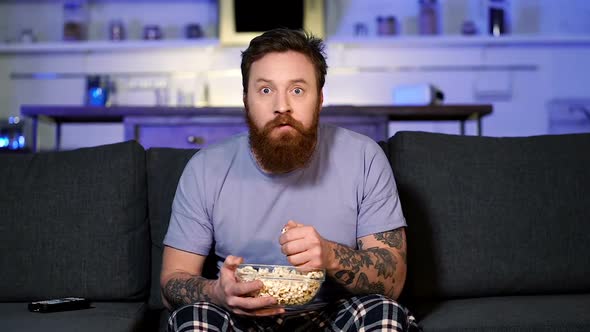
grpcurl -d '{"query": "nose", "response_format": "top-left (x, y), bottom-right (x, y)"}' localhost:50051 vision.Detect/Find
top-left (273, 91), bottom-right (291, 115)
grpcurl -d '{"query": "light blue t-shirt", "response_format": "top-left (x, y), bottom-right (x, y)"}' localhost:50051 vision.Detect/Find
top-left (164, 124), bottom-right (406, 270)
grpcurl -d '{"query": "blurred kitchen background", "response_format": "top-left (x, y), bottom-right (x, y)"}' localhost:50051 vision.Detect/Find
top-left (1, 0), bottom-right (589, 151)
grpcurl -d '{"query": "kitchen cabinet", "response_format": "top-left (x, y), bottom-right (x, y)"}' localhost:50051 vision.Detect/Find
top-left (21, 105), bottom-right (492, 151)
top-left (124, 114), bottom-right (389, 149)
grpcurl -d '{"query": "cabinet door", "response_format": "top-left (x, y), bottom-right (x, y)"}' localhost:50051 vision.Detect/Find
top-left (126, 116), bottom-right (248, 149)
top-left (126, 114), bottom-right (388, 149)
top-left (321, 115), bottom-right (388, 142)
top-left (137, 123), bottom-right (248, 149)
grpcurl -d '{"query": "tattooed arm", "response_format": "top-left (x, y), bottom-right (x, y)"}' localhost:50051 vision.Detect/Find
top-left (280, 222), bottom-right (407, 300)
top-left (160, 246), bottom-right (215, 310)
top-left (330, 228), bottom-right (407, 300)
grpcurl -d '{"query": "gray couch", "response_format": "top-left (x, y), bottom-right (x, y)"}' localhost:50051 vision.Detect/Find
top-left (1, 131), bottom-right (589, 331)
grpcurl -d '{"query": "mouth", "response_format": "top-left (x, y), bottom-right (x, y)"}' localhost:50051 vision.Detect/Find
top-left (269, 124), bottom-right (297, 137)
top-left (275, 123), bottom-right (293, 129)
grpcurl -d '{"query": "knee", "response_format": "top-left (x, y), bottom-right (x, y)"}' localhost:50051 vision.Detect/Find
top-left (356, 294), bottom-right (410, 322)
top-left (167, 302), bottom-right (229, 331)
top-left (361, 294), bottom-right (401, 308)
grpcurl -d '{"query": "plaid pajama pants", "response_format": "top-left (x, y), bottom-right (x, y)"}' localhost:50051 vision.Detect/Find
top-left (167, 294), bottom-right (422, 332)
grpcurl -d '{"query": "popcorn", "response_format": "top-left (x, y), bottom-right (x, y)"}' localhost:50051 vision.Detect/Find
top-left (236, 265), bottom-right (324, 305)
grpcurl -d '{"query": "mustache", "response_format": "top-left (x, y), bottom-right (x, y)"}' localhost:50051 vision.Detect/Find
top-left (262, 114), bottom-right (306, 134)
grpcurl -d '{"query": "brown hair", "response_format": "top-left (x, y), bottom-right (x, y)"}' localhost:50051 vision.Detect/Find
top-left (241, 28), bottom-right (327, 94)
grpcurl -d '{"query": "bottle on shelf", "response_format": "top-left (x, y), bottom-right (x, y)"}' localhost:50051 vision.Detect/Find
top-left (488, 0), bottom-right (510, 36)
top-left (62, 0), bottom-right (89, 41)
top-left (108, 20), bottom-right (126, 41)
top-left (418, 0), bottom-right (440, 35)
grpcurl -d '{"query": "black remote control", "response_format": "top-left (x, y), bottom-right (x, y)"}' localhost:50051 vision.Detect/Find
top-left (28, 297), bottom-right (91, 313)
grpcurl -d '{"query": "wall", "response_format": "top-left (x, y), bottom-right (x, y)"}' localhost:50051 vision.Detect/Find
top-left (1, 0), bottom-right (590, 150)
top-left (328, 0), bottom-right (590, 36)
top-left (3, 0), bottom-right (590, 42)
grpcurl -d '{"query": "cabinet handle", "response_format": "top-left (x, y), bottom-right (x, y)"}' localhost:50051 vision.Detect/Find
top-left (187, 135), bottom-right (206, 145)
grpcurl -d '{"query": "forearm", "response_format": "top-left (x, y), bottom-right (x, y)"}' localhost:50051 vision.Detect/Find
top-left (326, 241), bottom-right (405, 299)
top-left (162, 272), bottom-right (218, 310)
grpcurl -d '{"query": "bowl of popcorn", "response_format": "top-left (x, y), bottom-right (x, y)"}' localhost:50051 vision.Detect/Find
top-left (235, 264), bottom-right (325, 306)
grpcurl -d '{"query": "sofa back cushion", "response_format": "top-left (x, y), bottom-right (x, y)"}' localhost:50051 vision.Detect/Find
top-left (0, 141), bottom-right (150, 301)
top-left (383, 132), bottom-right (590, 300)
top-left (146, 148), bottom-right (204, 310)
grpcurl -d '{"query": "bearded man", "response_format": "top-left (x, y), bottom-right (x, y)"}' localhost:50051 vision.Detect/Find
top-left (160, 28), bottom-right (421, 332)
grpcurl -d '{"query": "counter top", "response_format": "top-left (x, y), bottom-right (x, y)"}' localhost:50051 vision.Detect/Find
top-left (21, 104), bottom-right (492, 123)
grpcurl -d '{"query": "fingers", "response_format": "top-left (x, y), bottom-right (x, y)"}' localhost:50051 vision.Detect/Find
top-left (226, 294), bottom-right (278, 311)
top-left (286, 254), bottom-right (324, 271)
top-left (228, 279), bottom-right (264, 296)
top-left (280, 238), bottom-right (307, 256)
top-left (279, 222), bottom-right (308, 245)
top-left (219, 255), bottom-right (286, 317)
top-left (222, 255), bottom-right (243, 271)
top-left (285, 252), bottom-right (306, 266)
top-left (283, 220), bottom-right (304, 233)
top-left (286, 220), bottom-right (301, 228)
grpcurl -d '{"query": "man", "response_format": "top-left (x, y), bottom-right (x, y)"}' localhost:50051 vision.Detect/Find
top-left (161, 28), bottom-right (420, 331)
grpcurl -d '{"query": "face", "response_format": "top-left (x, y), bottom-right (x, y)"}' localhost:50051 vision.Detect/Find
top-left (244, 51), bottom-right (323, 135)
top-left (244, 51), bottom-right (324, 173)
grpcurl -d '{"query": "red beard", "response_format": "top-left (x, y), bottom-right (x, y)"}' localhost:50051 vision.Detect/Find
top-left (246, 109), bottom-right (319, 174)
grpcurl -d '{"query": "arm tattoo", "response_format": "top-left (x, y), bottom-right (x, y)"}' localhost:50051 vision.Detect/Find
top-left (371, 247), bottom-right (396, 278)
top-left (356, 272), bottom-right (386, 294)
top-left (374, 229), bottom-right (403, 249)
top-left (335, 229), bottom-right (406, 297)
top-left (332, 244), bottom-right (396, 297)
top-left (375, 228), bottom-right (407, 263)
top-left (334, 270), bottom-right (356, 286)
top-left (163, 275), bottom-right (215, 309)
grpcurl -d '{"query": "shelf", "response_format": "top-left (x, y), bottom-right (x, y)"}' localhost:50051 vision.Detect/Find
top-left (2, 35), bottom-right (590, 55)
top-left (0, 38), bottom-right (219, 54)
top-left (327, 35), bottom-right (590, 48)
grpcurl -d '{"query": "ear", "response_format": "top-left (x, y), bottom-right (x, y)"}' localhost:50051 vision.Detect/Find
top-left (319, 90), bottom-right (324, 112)
top-left (243, 93), bottom-right (248, 111)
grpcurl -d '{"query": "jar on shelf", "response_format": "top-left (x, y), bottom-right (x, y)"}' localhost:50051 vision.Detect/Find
top-left (377, 16), bottom-right (399, 36)
top-left (143, 25), bottom-right (163, 40)
top-left (385, 16), bottom-right (399, 35)
top-left (418, 0), bottom-right (440, 35)
top-left (63, 0), bottom-right (88, 41)
top-left (488, 0), bottom-right (510, 36)
top-left (109, 20), bottom-right (126, 41)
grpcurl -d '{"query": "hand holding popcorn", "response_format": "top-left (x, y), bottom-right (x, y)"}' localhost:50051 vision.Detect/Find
top-left (279, 220), bottom-right (333, 271)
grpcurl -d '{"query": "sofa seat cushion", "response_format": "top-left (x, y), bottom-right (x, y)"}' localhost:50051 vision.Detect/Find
top-left (411, 294), bottom-right (590, 332)
top-left (0, 302), bottom-right (148, 332)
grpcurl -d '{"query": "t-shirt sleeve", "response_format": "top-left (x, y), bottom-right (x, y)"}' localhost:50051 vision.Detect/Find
top-left (357, 140), bottom-right (407, 238)
top-left (163, 152), bottom-right (213, 256)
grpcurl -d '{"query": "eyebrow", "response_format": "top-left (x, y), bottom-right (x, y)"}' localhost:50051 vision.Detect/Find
top-left (255, 78), bottom-right (309, 85)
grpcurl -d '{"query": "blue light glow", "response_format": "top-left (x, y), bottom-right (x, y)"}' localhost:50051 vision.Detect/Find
top-left (91, 88), bottom-right (104, 98)
top-left (88, 87), bottom-right (106, 106)
top-left (0, 137), bottom-right (8, 148)
top-left (8, 116), bottom-right (20, 125)
top-left (18, 135), bottom-right (25, 148)
top-left (11, 140), bottom-right (19, 149)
